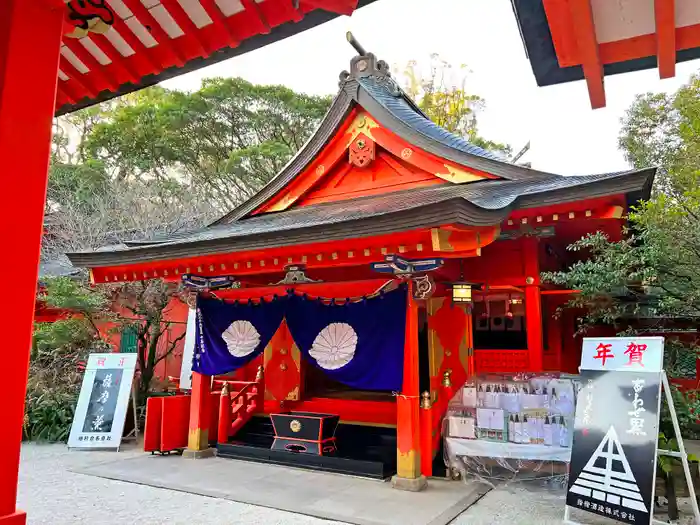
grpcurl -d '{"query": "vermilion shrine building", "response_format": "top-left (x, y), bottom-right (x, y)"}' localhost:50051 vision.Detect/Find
top-left (68, 48), bottom-right (655, 488)
top-left (7, 0), bottom-right (688, 520)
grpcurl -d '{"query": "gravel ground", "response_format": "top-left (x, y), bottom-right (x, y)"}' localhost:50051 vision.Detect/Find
top-left (18, 443), bottom-right (345, 525)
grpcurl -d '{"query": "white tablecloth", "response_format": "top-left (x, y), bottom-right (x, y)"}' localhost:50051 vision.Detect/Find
top-left (445, 437), bottom-right (572, 462)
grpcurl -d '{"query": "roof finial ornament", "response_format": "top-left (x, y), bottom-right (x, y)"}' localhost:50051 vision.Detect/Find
top-left (346, 31), bottom-right (367, 55)
top-left (339, 32), bottom-right (398, 95)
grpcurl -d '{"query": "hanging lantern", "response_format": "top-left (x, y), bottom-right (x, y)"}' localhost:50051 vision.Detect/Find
top-left (451, 282), bottom-right (473, 304)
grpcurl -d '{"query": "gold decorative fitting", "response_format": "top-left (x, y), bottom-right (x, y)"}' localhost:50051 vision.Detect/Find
top-left (280, 348), bottom-right (288, 356)
top-left (585, 210), bottom-right (592, 217)
top-left (63, 0), bottom-right (115, 39)
top-left (280, 363), bottom-right (287, 371)
top-left (553, 214), bottom-right (559, 221)
top-left (357, 139), bottom-right (366, 149)
top-left (442, 369), bottom-right (453, 388)
top-left (316, 165), bottom-right (325, 176)
top-left (290, 419), bottom-right (302, 432)
top-left (197, 266), bottom-right (202, 272)
top-left (526, 276), bottom-right (535, 285)
top-left (568, 212), bottom-right (575, 219)
top-left (256, 366), bottom-right (264, 381)
top-left (221, 382), bottom-right (230, 396)
top-left (209, 265), bottom-right (214, 272)
top-left (357, 116), bottom-right (366, 128)
top-left (536, 216), bottom-right (543, 223)
top-left (401, 148), bottom-right (413, 159)
top-left (508, 219), bottom-right (514, 226)
top-left (421, 391), bottom-right (432, 409)
top-left (445, 350), bottom-right (452, 357)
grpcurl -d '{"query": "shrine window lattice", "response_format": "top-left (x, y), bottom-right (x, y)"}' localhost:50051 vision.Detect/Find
top-left (473, 293), bottom-right (527, 350)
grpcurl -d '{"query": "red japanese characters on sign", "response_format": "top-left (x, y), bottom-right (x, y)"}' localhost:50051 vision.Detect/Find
top-left (593, 343), bottom-right (615, 367)
top-left (581, 337), bottom-right (664, 372)
top-left (624, 342), bottom-right (647, 367)
top-left (97, 358), bottom-right (106, 367)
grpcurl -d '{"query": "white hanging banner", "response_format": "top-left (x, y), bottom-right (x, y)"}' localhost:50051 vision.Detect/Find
top-left (179, 307), bottom-right (197, 391)
top-left (68, 353), bottom-right (138, 449)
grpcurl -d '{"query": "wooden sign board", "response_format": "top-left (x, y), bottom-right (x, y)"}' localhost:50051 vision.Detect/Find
top-left (68, 353), bottom-right (138, 450)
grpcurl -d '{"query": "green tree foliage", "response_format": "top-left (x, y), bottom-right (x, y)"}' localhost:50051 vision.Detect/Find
top-left (542, 75), bottom-right (700, 433)
top-left (396, 55), bottom-right (511, 157)
top-left (80, 79), bottom-right (332, 210)
top-left (543, 74), bottom-right (700, 325)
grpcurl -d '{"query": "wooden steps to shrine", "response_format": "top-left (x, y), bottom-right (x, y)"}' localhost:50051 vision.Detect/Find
top-left (216, 417), bottom-right (398, 479)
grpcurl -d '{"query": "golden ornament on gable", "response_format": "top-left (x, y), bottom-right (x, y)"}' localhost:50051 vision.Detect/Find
top-left (63, 0), bottom-right (114, 39)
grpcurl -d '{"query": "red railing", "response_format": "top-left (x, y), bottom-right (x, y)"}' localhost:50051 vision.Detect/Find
top-left (216, 366), bottom-right (265, 444)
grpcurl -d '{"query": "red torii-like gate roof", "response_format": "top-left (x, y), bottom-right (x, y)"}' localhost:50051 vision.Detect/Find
top-left (54, 0), bottom-right (377, 114)
top-left (1, 1), bottom-right (378, 523)
top-left (512, 0), bottom-right (700, 109)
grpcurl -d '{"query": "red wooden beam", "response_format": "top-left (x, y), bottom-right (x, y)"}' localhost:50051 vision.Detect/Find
top-left (283, 0), bottom-right (304, 22)
top-left (88, 32), bottom-right (141, 85)
top-left (303, 0), bottom-right (356, 16)
top-left (121, 0), bottom-right (186, 67)
top-left (568, 0), bottom-right (605, 109)
top-left (0, 2), bottom-right (63, 521)
top-left (59, 55), bottom-right (98, 99)
top-left (241, 0), bottom-right (271, 34)
top-left (198, 0), bottom-right (241, 46)
top-left (160, 0), bottom-right (210, 58)
top-left (56, 82), bottom-right (78, 105)
top-left (62, 38), bottom-right (118, 92)
top-left (655, 0), bottom-right (676, 79)
top-left (109, 16), bottom-right (163, 74)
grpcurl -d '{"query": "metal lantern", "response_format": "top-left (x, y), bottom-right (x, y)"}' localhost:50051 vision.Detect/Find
top-left (451, 282), bottom-right (473, 304)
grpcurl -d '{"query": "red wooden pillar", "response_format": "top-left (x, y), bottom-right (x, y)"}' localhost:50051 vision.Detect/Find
top-left (392, 282), bottom-right (427, 491)
top-left (0, 2), bottom-right (64, 523)
top-left (184, 372), bottom-right (214, 458)
top-left (523, 237), bottom-right (543, 371)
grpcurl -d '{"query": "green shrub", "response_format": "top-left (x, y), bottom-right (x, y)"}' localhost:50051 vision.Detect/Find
top-left (24, 318), bottom-right (101, 442)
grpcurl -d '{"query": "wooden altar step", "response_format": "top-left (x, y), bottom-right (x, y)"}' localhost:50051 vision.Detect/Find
top-left (216, 417), bottom-right (397, 479)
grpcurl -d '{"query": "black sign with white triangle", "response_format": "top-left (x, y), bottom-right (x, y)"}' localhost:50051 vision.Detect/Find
top-left (566, 369), bottom-right (661, 525)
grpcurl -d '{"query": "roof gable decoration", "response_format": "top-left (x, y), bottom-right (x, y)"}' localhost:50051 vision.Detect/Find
top-left (253, 109), bottom-right (498, 216)
top-left (218, 33), bottom-right (588, 225)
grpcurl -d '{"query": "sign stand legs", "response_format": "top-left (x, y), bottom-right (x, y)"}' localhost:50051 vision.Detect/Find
top-left (653, 371), bottom-right (700, 525)
top-left (564, 371), bottom-right (700, 525)
top-left (122, 384), bottom-right (140, 444)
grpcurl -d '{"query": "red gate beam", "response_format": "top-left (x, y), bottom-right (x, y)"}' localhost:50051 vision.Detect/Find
top-left (241, 0), bottom-right (271, 34)
top-left (655, 0), bottom-right (676, 79)
top-left (568, 0), bottom-right (605, 109)
top-left (59, 55), bottom-right (98, 99)
top-left (88, 32), bottom-right (141, 84)
top-left (62, 38), bottom-right (118, 92)
top-left (160, 0), bottom-right (210, 58)
top-left (110, 15), bottom-right (163, 74)
top-left (198, 0), bottom-right (240, 46)
top-left (121, 0), bottom-right (186, 67)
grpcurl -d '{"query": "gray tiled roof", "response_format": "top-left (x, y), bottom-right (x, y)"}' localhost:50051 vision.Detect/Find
top-left (356, 76), bottom-right (504, 161)
top-left (66, 168), bottom-right (655, 268)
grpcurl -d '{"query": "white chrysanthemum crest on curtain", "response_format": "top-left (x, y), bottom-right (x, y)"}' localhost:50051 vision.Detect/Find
top-left (310, 322), bottom-right (358, 370)
top-left (221, 320), bottom-right (261, 357)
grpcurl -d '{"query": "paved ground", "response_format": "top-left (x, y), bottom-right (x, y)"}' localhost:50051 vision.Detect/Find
top-left (17, 443), bottom-right (700, 525)
top-left (68, 446), bottom-right (485, 525)
top-left (19, 444), bottom-right (342, 525)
